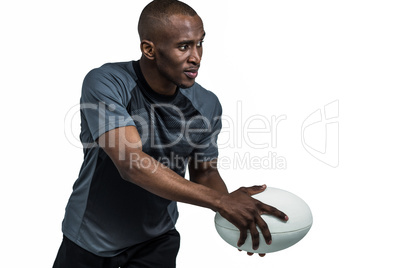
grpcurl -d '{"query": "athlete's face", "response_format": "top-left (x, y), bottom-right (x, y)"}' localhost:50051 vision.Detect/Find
top-left (154, 14), bottom-right (205, 89)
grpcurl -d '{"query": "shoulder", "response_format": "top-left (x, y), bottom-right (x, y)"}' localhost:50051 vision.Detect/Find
top-left (83, 61), bottom-right (137, 92)
top-left (179, 83), bottom-right (222, 118)
top-left (82, 61), bottom-right (137, 101)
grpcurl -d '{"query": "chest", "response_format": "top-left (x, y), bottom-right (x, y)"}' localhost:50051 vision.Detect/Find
top-left (127, 88), bottom-right (209, 161)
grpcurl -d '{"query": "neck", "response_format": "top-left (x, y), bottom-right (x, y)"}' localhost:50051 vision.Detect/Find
top-left (139, 56), bottom-right (177, 96)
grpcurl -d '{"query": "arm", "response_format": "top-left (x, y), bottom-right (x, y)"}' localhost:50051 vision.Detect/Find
top-left (99, 125), bottom-right (223, 210)
top-left (188, 158), bottom-right (228, 195)
top-left (99, 125), bottom-right (288, 251)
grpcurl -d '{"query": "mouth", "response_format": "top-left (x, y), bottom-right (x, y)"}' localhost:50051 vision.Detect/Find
top-left (184, 68), bottom-right (199, 79)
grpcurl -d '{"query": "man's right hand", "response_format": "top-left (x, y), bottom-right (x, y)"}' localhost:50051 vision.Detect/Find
top-left (217, 185), bottom-right (289, 253)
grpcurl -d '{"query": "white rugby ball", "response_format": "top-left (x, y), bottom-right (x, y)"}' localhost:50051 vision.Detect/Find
top-left (214, 187), bottom-right (313, 253)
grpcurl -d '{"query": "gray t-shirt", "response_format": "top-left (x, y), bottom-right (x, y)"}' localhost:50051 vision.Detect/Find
top-left (61, 60), bottom-right (222, 257)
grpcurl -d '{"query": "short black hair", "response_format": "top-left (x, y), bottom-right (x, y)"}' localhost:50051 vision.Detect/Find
top-left (138, 0), bottom-right (198, 41)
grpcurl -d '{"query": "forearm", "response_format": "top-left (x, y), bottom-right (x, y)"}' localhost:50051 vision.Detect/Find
top-left (117, 150), bottom-right (224, 211)
top-left (188, 158), bottom-right (228, 194)
top-left (190, 168), bottom-right (228, 194)
top-left (196, 175), bottom-right (228, 194)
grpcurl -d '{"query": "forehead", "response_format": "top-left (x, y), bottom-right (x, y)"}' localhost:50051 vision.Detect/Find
top-left (161, 14), bottom-right (204, 42)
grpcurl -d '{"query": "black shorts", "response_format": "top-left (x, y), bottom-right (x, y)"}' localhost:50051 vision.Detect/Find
top-left (53, 229), bottom-right (180, 268)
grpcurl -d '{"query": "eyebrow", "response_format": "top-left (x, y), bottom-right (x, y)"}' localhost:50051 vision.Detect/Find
top-left (178, 32), bottom-right (206, 45)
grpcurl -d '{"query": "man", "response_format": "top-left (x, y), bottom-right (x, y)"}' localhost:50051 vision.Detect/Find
top-left (53, 0), bottom-right (288, 267)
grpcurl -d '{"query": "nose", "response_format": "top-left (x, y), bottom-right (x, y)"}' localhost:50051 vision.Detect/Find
top-left (188, 46), bottom-right (202, 65)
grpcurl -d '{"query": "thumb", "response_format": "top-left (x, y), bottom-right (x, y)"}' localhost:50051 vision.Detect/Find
top-left (245, 184), bottom-right (267, 196)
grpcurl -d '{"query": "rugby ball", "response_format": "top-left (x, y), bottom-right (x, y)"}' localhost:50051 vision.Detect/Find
top-left (214, 187), bottom-right (313, 253)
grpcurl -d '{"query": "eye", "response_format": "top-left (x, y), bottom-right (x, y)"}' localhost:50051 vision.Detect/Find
top-left (178, 44), bottom-right (189, 51)
top-left (197, 40), bottom-right (204, 47)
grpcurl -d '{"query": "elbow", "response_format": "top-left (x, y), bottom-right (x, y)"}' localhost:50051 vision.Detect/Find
top-left (118, 166), bottom-right (132, 182)
top-left (112, 151), bottom-right (141, 183)
top-left (114, 151), bottom-right (154, 185)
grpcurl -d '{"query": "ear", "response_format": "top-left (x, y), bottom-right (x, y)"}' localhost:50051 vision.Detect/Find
top-left (140, 40), bottom-right (155, 60)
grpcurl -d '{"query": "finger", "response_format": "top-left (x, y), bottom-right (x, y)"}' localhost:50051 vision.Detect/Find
top-left (259, 253), bottom-right (266, 257)
top-left (237, 229), bottom-right (248, 248)
top-left (245, 184), bottom-right (267, 196)
top-left (247, 252), bottom-right (254, 256)
top-left (256, 215), bottom-right (272, 245)
top-left (260, 202), bottom-right (289, 221)
top-left (250, 222), bottom-right (260, 250)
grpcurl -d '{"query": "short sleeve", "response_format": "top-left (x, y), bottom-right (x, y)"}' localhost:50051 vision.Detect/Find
top-left (190, 101), bottom-right (222, 162)
top-left (80, 68), bottom-right (136, 141)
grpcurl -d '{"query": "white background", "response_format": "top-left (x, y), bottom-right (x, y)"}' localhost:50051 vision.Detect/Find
top-left (1, 0), bottom-right (401, 267)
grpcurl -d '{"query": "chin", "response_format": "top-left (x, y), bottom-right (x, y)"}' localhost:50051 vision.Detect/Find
top-left (178, 81), bottom-right (196, 89)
